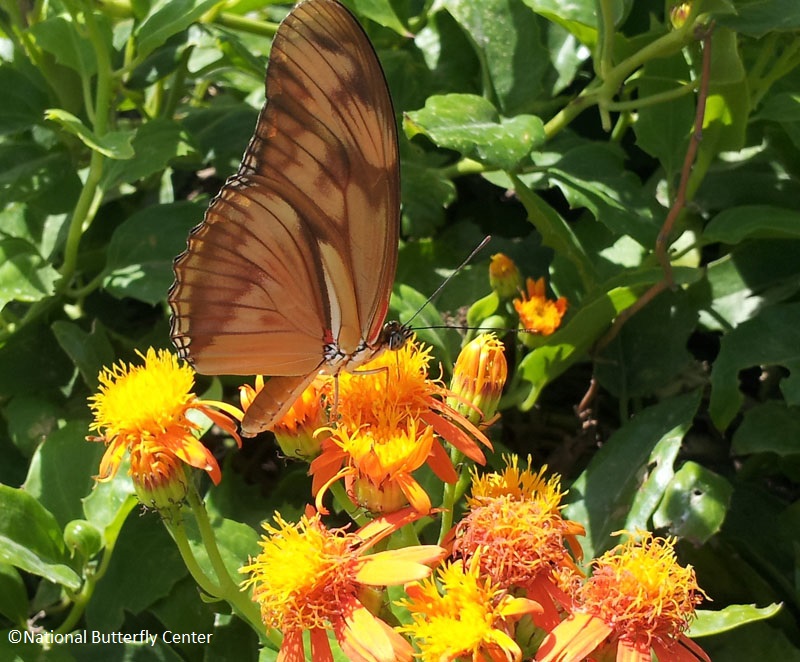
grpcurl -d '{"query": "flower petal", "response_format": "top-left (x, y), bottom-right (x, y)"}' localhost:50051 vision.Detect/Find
top-left (535, 612), bottom-right (613, 662)
top-left (356, 545), bottom-right (445, 585)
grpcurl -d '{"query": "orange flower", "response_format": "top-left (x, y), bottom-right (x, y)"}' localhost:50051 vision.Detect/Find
top-left (310, 339), bottom-right (492, 514)
top-left (536, 531), bottom-right (710, 662)
top-left (240, 507), bottom-right (446, 662)
top-left (88, 348), bottom-right (242, 506)
top-left (398, 554), bottom-right (542, 662)
top-left (513, 277), bottom-right (568, 337)
top-left (452, 456), bottom-right (585, 630)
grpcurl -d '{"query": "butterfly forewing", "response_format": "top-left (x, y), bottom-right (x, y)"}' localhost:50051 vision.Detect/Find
top-left (169, 0), bottom-right (399, 432)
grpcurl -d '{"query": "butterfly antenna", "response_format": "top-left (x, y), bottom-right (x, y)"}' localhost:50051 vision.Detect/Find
top-left (405, 235), bottom-right (492, 328)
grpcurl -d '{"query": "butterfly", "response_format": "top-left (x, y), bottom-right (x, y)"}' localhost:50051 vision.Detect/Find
top-left (168, 0), bottom-right (409, 437)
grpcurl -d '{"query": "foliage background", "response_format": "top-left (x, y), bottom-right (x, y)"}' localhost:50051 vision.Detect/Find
top-left (0, 0), bottom-right (799, 659)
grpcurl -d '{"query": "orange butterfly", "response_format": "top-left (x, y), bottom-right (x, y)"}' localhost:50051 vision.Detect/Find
top-left (169, 0), bottom-right (408, 437)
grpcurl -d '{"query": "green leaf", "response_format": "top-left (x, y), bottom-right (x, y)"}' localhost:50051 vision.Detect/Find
top-left (0, 237), bottom-right (58, 306)
top-left (705, 205), bottom-right (800, 243)
top-left (511, 173), bottom-right (596, 289)
top-left (3, 395), bottom-right (61, 459)
top-left (0, 484), bottom-right (80, 590)
top-left (709, 303), bottom-right (800, 430)
top-left (595, 289), bottom-right (698, 399)
top-left (29, 14), bottom-right (110, 78)
top-left (0, 563), bottom-right (28, 627)
top-left (349, 0), bottom-right (408, 35)
top-left (443, 0), bottom-right (551, 115)
top-left (716, 0), bottom-right (800, 37)
top-left (0, 64), bottom-right (50, 135)
top-left (512, 269), bottom-right (706, 411)
top-left (564, 391), bottom-right (702, 558)
top-left (732, 401), bottom-right (800, 456)
top-left (44, 109), bottom-right (135, 159)
top-left (103, 201), bottom-right (204, 305)
top-left (186, 517), bottom-right (259, 584)
top-left (0, 323), bottom-right (75, 399)
top-left (697, 240), bottom-right (800, 331)
top-left (101, 118), bottom-right (197, 189)
top-left (690, 604), bottom-right (783, 637)
top-left (652, 461), bottom-right (732, 544)
top-left (405, 94), bottom-right (545, 171)
top-left (633, 53), bottom-right (694, 179)
top-left (24, 421), bottom-right (104, 529)
top-left (51, 320), bottom-right (116, 389)
top-left (400, 154), bottom-right (457, 236)
top-left (87, 512), bottom-right (186, 630)
top-left (544, 142), bottom-right (661, 246)
top-left (135, 0), bottom-right (221, 62)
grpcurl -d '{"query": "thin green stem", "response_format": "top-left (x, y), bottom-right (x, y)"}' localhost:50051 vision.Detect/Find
top-left (55, 494), bottom-right (137, 635)
top-left (596, 0), bottom-right (618, 79)
top-left (607, 80), bottom-right (698, 112)
top-left (165, 508), bottom-right (224, 596)
top-left (185, 486), bottom-right (272, 642)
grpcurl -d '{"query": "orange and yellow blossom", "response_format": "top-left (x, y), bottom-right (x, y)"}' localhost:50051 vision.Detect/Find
top-left (240, 507), bottom-right (446, 662)
top-left (514, 277), bottom-right (568, 337)
top-left (88, 348), bottom-right (242, 505)
top-left (448, 333), bottom-right (508, 426)
top-left (451, 456), bottom-right (585, 630)
top-left (536, 531), bottom-right (710, 662)
top-left (398, 554), bottom-right (542, 662)
top-left (310, 339), bottom-right (491, 514)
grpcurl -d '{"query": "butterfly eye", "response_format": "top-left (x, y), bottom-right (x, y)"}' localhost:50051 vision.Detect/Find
top-left (168, 0), bottom-right (402, 436)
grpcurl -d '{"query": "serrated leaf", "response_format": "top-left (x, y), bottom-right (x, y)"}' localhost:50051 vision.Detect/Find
top-left (0, 484), bottom-right (80, 590)
top-left (103, 201), bottom-right (204, 305)
top-left (45, 109), bottom-right (135, 159)
top-left (405, 94), bottom-right (544, 171)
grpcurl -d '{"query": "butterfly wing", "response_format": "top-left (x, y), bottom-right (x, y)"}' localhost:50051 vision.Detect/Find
top-left (168, 0), bottom-right (399, 430)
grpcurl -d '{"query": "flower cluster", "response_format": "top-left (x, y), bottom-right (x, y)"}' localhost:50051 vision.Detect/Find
top-left (86, 275), bottom-right (708, 662)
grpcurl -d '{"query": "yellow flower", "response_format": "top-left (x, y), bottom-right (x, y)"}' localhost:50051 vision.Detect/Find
top-left (489, 253), bottom-right (522, 299)
top-left (452, 456), bottom-right (585, 630)
top-left (398, 555), bottom-right (542, 662)
top-left (536, 531), bottom-right (710, 662)
top-left (88, 348), bottom-right (242, 505)
top-left (513, 277), bottom-right (568, 337)
top-left (240, 508), bottom-right (446, 662)
top-left (448, 333), bottom-right (508, 425)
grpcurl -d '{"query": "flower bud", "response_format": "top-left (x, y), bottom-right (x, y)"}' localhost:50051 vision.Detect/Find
top-left (449, 333), bottom-right (508, 424)
top-left (489, 253), bottom-right (522, 300)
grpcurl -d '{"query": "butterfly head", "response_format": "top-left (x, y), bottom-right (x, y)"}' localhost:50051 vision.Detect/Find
top-left (381, 320), bottom-right (413, 352)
